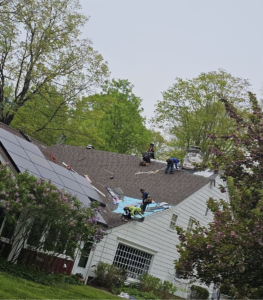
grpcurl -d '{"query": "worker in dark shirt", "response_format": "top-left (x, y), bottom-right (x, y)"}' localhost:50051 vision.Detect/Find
top-left (147, 143), bottom-right (155, 159)
top-left (165, 158), bottom-right (180, 174)
top-left (121, 206), bottom-right (132, 222)
top-left (140, 188), bottom-right (151, 212)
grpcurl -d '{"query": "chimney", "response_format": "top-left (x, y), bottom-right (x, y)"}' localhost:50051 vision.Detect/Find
top-left (182, 146), bottom-right (203, 170)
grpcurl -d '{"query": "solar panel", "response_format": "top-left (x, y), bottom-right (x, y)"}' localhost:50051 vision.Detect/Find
top-left (25, 150), bottom-right (53, 171)
top-left (0, 129), bottom-right (107, 225)
top-left (18, 167), bottom-right (41, 178)
top-left (70, 171), bottom-right (93, 187)
top-left (0, 139), bottom-right (29, 159)
top-left (8, 152), bottom-right (41, 176)
top-left (51, 181), bottom-right (69, 193)
top-left (0, 128), bottom-right (20, 145)
top-left (67, 189), bottom-right (91, 207)
top-left (58, 174), bottom-right (85, 195)
top-left (50, 162), bottom-right (76, 180)
top-left (79, 184), bottom-right (102, 202)
top-left (36, 164), bottom-right (64, 186)
top-left (96, 212), bottom-right (107, 226)
top-left (16, 136), bottom-right (45, 158)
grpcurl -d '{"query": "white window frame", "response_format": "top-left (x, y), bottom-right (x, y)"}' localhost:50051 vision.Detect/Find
top-left (187, 217), bottom-right (196, 234)
top-left (205, 207), bottom-right (210, 217)
top-left (169, 214), bottom-right (178, 230)
top-left (113, 243), bottom-right (153, 279)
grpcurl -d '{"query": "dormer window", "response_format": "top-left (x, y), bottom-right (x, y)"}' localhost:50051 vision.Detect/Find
top-left (187, 217), bottom-right (195, 234)
top-left (170, 214), bottom-right (178, 230)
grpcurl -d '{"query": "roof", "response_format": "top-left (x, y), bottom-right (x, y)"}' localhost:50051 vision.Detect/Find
top-left (0, 123), bottom-right (212, 228)
top-left (0, 125), bottom-right (107, 226)
top-left (47, 144), bottom-right (211, 227)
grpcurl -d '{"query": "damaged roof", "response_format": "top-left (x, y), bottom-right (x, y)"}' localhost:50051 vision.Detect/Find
top-left (47, 144), bottom-right (212, 227)
top-left (0, 123), bottom-right (212, 228)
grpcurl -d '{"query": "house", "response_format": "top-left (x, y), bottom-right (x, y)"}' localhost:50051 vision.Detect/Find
top-left (0, 124), bottom-right (229, 298)
top-left (0, 124), bottom-right (107, 275)
top-left (48, 143), bottom-right (230, 298)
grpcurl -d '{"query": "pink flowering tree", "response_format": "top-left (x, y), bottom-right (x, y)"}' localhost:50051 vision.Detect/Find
top-left (0, 165), bottom-right (106, 264)
top-left (175, 92), bottom-right (263, 298)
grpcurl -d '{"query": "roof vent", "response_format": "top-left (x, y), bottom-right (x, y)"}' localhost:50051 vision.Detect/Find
top-left (19, 130), bottom-right (32, 142)
top-left (87, 145), bottom-right (94, 149)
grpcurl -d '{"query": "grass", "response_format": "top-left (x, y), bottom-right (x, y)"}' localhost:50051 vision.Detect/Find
top-left (0, 271), bottom-right (121, 299)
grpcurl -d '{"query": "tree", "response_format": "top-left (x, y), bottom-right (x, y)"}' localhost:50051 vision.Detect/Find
top-left (66, 79), bottom-right (152, 154)
top-left (0, 164), bottom-right (106, 264)
top-left (0, 0), bottom-right (109, 125)
top-left (174, 92), bottom-right (263, 298)
top-left (152, 70), bottom-right (250, 161)
top-left (10, 84), bottom-right (70, 145)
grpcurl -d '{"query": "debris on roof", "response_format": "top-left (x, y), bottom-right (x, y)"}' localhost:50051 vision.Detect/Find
top-left (84, 175), bottom-right (92, 182)
top-left (104, 169), bottom-right (114, 174)
top-left (105, 186), bottom-right (122, 204)
top-left (135, 166), bottom-right (166, 176)
top-left (62, 162), bottom-right (77, 173)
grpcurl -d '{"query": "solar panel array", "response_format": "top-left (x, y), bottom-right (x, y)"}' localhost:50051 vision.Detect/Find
top-left (0, 129), bottom-right (106, 225)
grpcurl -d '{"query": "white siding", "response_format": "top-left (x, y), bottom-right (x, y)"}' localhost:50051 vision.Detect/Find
top-left (80, 176), bottom-right (229, 298)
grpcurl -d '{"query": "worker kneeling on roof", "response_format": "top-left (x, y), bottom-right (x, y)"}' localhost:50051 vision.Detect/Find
top-left (165, 158), bottom-right (179, 174)
top-left (121, 206), bottom-right (143, 222)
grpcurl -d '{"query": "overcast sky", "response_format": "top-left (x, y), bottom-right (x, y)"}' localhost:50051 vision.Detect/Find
top-left (80, 0), bottom-right (263, 121)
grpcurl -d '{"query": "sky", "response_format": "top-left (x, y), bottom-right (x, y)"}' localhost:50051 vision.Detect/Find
top-left (79, 0), bottom-right (263, 122)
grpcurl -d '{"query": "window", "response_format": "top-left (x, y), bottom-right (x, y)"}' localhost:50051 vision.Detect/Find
top-left (187, 217), bottom-right (195, 234)
top-left (170, 214), bottom-right (178, 230)
top-left (78, 242), bottom-right (92, 268)
top-left (27, 218), bottom-right (46, 247)
top-left (113, 244), bottom-right (152, 279)
top-left (205, 207), bottom-right (210, 216)
top-left (1, 212), bottom-right (19, 239)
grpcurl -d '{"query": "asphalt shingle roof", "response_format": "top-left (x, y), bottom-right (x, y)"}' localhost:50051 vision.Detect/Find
top-left (47, 144), bottom-right (211, 227)
top-left (0, 123), bottom-right (211, 228)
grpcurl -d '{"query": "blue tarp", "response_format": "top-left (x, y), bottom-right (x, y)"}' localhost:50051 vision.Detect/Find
top-left (112, 196), bottom-right (172, 218)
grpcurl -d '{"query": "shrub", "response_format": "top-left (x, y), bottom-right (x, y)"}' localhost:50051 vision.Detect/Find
top-left (190, 285), bottom-right (209, 299)
top-left (139, 273), bottom-right (178, 299)
top-left (93, 262), bottom-right (127, 292)
top-left (139, 273), bottom-right (161, 292)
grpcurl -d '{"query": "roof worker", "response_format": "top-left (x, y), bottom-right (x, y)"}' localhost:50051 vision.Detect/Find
top-left (140, 188), bottom-right (151, 212)
top-left (147, 143), bottom-right (155, 159)
top-left (121, 206), bottom-right (143, 222)
top-left (165, 158), bottom-right (180, 174)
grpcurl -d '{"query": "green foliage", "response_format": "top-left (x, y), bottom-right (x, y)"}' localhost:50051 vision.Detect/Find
top-left (190, 285), bottom-right (209, 299)
top-left (66, 79), bottom-right (152, 154)
top-left (0, 0), bottom-right (109, 125)
top-left (0, 271), bottom-right (121, 299)
top-left (11, 85), bottom-right (71, 145)
top-left (0, 258), bottom-right (83, 286)
top-left (139, 273), bottom-right (178, 299)
top-left (152, 69), bottom-right (250, 162)
top-left (93, 262), bottom-right (127, 292)
top-left (0, 164), bottom-right (106, 263)
top-left (174, 93), bottom-right (263, 298)
top-left (139, 273), bottom-right (162, 292)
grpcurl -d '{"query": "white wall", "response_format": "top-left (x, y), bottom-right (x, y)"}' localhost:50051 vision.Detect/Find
top-left (80, 176), bottom-right (229, 298)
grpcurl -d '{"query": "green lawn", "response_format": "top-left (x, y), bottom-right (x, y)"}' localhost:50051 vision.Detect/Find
top-left (0, 271), bottom-right (121, 299)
